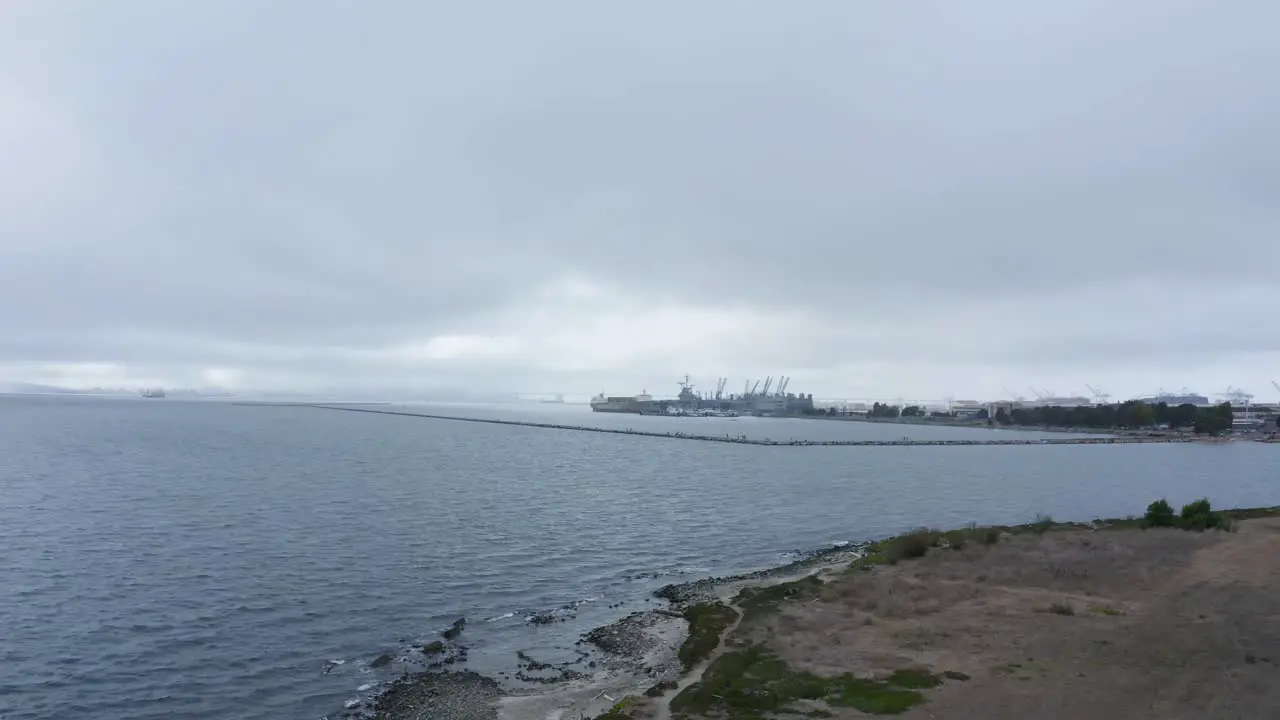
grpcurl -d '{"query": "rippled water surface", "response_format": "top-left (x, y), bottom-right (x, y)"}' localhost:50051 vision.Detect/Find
top-left (2, 396), bottom-right (1276, 719)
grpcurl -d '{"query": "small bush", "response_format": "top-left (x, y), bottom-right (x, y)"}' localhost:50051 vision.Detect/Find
top-left (1031, 514), bottom-right (1053, 535)
top-left (1179, 498), bottom-right (1226, 531)
top-left (1047, 602), bottom-right (1075, 616)
top-left (944, 525), bottom-right (1000, 550)
top-left (1144, 499), bottom-right (1176, 528)
top-left (1214, 512), bottom-right (1237, 532)
top-left (886, 528), bottom-right (939, 563)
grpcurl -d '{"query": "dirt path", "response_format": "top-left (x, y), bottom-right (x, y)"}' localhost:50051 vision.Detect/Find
top-left (648, 554), bottom-right (858, 720)
top-left (649, 600), bottom-right (746, 720)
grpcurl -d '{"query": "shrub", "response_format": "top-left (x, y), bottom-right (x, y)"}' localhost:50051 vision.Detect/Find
top-left (886, 528), bottom-right (939, 563)
top-left (1179, 498), bottom-right (1224, 531)
top-left (1031, 514), bottom-right (1053, 535)
top-left (1144, 499), bottom-right (1176, 528)
top-left (944, 525), bottom-right (1000, 550)
top-left (1214, 512), bottom-right (1237, 532)
top-left (1047, 602), bottom-right (1075, 616)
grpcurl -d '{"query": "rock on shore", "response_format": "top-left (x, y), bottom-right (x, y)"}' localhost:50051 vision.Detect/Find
top-left (368, 670), bottom-right (500, 720)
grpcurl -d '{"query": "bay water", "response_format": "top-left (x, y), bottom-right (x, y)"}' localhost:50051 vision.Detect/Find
top-left (1, 396), bottom-right (1274, 719)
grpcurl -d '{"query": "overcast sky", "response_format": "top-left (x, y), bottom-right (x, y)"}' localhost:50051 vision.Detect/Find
top-left (2, 1), bottom-right (1278, 402)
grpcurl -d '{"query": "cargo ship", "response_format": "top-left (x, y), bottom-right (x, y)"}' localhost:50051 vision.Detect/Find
top-left (141, 388), bottom-right (166, 399)
top-left (590, 390), bottom-right (652, 413)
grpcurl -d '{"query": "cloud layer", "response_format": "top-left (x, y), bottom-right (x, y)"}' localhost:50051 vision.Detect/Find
top-left (3, 1), bottom-right (1279, 400)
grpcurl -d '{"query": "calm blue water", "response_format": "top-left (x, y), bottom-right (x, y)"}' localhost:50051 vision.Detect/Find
top-left (2, 395), bottom-right (1276, 719)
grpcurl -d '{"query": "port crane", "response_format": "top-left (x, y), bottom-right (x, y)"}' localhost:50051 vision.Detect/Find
top-left (1218, 386), bottom-right (1254, 418)
top-left (1085, 384), bottom-right (1111, 405)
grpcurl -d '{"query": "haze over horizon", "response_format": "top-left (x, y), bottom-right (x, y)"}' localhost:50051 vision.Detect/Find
top-left (3, 2), bottom-right (1279, 402)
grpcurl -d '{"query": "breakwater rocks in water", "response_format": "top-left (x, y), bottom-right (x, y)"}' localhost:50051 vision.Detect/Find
top-left (287, 404), bottom-right (1192, 448)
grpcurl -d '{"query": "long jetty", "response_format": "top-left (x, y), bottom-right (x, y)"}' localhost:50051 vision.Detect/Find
top-left (257, 403), bottom-right (1198, 448)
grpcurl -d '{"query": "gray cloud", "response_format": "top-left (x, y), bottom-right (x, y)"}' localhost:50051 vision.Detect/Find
top-left (2, 1), bottom-right (1279, 399)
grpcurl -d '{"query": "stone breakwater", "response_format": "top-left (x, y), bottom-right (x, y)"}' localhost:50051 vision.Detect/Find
top-left (281, 404), bottom-right (1191, 447)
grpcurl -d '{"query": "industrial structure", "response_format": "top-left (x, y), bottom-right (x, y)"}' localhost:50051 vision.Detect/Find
top-left (590, 375), bottom-right (816, 416)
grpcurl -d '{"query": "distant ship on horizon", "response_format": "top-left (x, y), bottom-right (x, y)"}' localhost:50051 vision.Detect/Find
top-left (140, 388), bottom-right (166, 399)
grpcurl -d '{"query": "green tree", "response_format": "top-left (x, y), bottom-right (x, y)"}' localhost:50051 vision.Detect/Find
top-left (1130, 403), bottom-right (1156, 428)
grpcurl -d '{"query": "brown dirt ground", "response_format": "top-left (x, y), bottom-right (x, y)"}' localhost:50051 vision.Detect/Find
top-left (737, 518), bottom-right (1280, 719)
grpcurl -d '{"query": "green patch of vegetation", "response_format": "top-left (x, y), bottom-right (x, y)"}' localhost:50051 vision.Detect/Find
top-left (942, 525), bottom-right (1002, 550)
top-left (734, 576), bottom-right (825, 623)
top-left (1136, 497), bottom-right (1239, 532)
top-left (669, 643), bottom-right (944, 717)
top-left (850, 540), bottom-right (890, 570)
top-left (1144, 499), bottom-right (1176, 528)
top-left (678, 601), bottom-right (739, 670)
top-left (885, 528), bottom-right (941, 564)
top-left (942, 528), bottom-right (969, 550)
top-left (1179, 498), bottom-right (1232, 531)
top-left (592, 696), bottom-right (637, 719)
top-left (885, 669), bottom-right (943, 689)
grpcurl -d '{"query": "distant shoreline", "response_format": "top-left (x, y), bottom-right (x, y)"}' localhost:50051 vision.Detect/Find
top-left (808, 412), bottom-right (1228, 438)
top-left (282, 404), bottom-right (1231, 448)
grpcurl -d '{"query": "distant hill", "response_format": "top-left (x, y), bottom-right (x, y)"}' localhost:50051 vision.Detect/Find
top-left (0, 382), bottom-right (102, 395)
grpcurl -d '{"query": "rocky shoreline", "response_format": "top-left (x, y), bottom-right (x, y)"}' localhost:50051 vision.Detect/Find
top-left (336, 506), bottom-right (1280, 720)
top-left (344, 541), bottom-right (866, 720)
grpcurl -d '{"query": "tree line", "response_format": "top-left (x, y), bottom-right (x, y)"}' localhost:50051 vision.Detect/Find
top-left (998, 400), bottom-right (1234, 434)
top-left (813, 400), bottom-right (1237, 434)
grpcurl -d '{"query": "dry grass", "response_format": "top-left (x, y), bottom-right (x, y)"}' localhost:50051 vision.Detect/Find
top-left (675, 517), bottom-right (1280, 719)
